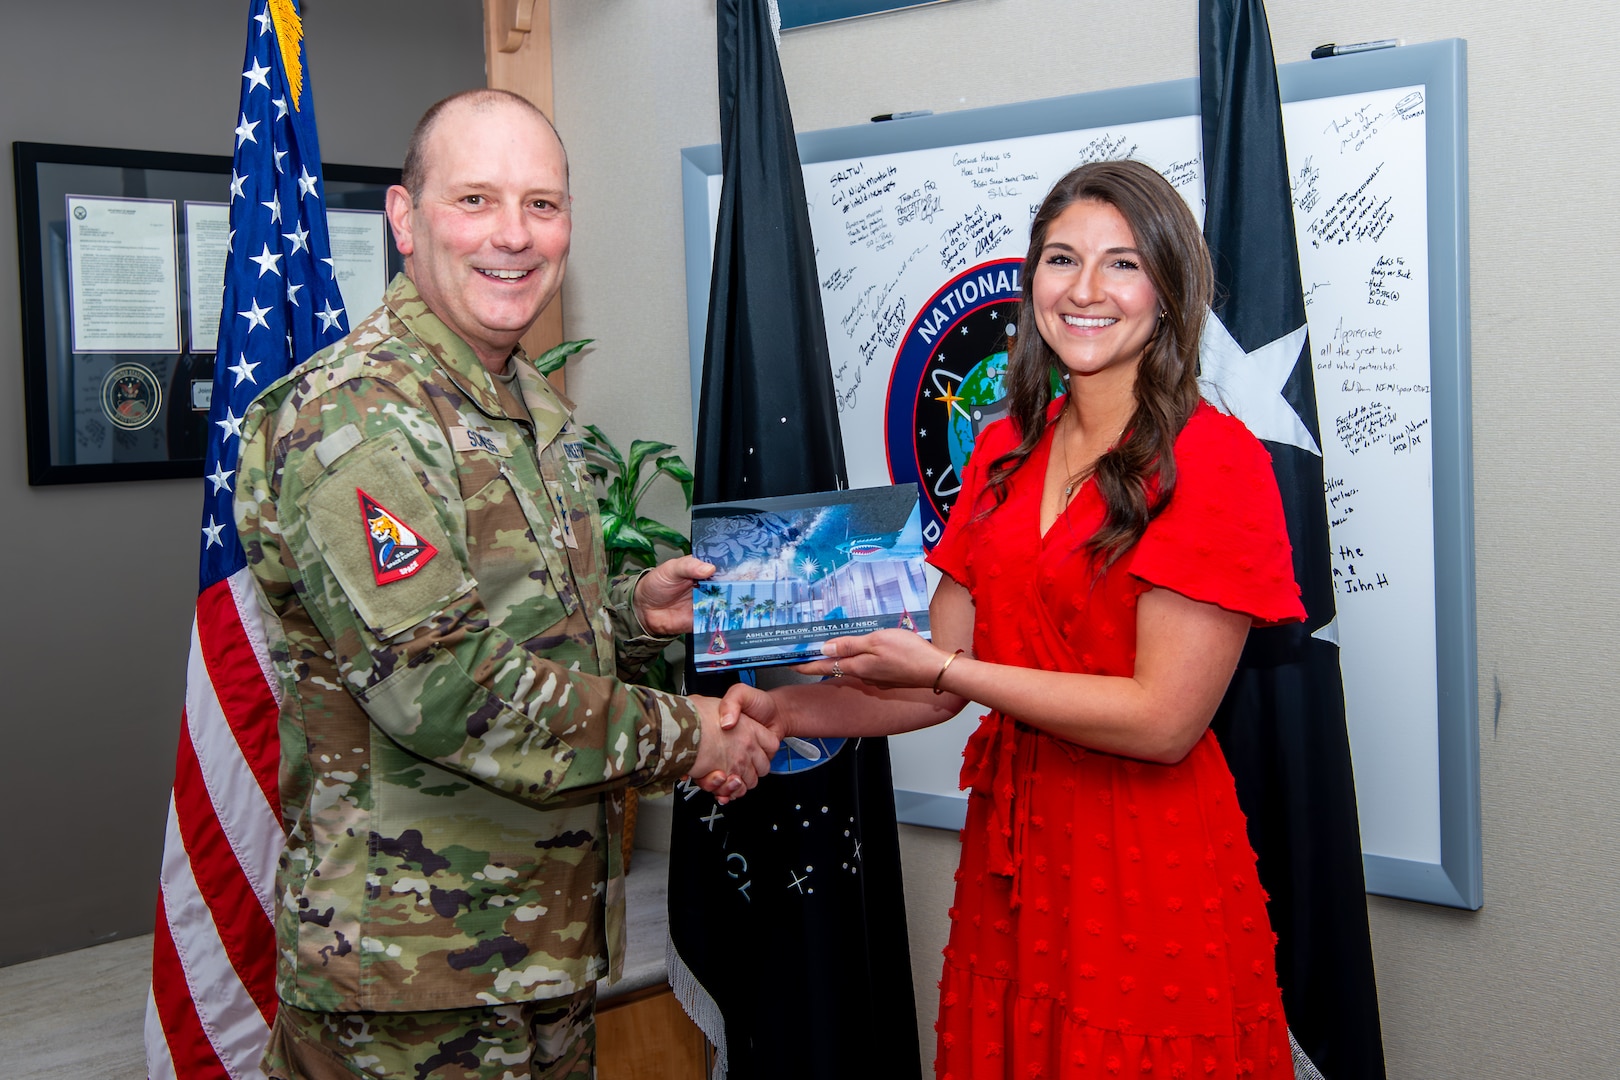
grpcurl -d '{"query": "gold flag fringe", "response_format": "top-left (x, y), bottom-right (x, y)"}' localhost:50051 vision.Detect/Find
top-left (268, 0), bottom-right (304, 110)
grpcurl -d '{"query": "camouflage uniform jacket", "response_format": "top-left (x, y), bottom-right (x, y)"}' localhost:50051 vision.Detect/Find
top-left (235, 274), bottom-right (702, 1013)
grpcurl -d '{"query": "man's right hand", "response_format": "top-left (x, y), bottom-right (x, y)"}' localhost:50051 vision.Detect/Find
top-left (716, 681), bottom-right (786, 739)
top-left (689, 694), bottom-right (780, 803)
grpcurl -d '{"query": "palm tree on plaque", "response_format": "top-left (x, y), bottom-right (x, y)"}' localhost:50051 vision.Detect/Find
top-left (697, 583), bottom-right (724, 632)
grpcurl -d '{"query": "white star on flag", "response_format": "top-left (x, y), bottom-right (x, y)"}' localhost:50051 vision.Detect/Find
top-left (1196, 312), bottom-right (1317, 455)
top-left (238, 298), bottom-right (272, 330)
top-left (274, 147), bottom-right (288, 174)
top-left (243, 57), bottom-right (272, 92)
top-left (214, 408), bottom-right (245, 441)
top-left (234, 114), bottom-right (259, 147)
top-left (228, 353), bottom-right (259, 386)
top-left (283, 222), bottom-right (310, 254)
top-left (207, 463), bottom-right (234, 495)
top-left (317, 300), bottom-right (345, 332)
top-left (254, 5), bottom-right (272, 34)
top-left (298, 166), bottom-right (320, 199)
top-left (230, 170), bottom-right (247, 200)
top-left (287, 281), bottom-right (304, 307)
top-left (262, 192), bottom-right (282, 224)
top-left (201, 517), bottom-right (226, 548)
top-left (273, 96), bottom-right (288, 120)
top-left (249, 243), bottom-right (283, 278)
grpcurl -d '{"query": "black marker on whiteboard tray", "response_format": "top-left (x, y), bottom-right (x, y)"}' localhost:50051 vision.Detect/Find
top-left (1310, 38), bottom-right (1401, 59)
top-left (871, 110), bottom-right (933, 122)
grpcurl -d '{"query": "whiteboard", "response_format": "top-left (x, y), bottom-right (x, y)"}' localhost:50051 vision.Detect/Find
top-left (682, 39), bottom-right (1478, 907)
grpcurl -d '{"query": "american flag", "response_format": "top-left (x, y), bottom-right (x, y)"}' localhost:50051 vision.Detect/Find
top-left (145, 3), bottom-right (347, 1076)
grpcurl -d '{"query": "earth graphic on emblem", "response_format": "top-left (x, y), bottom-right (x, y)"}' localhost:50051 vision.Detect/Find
top-left (944, 349), bottom-right (1013, 479)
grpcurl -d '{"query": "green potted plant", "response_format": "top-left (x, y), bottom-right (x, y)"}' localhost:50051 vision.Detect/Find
top-left (538, 343), bottom-right (696, 670)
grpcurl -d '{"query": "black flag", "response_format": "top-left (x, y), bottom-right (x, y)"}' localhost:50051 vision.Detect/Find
top-left (666, 1), bottom-right (921, 1077)
top-left (1198, 1), bottom-right (1387, 1077)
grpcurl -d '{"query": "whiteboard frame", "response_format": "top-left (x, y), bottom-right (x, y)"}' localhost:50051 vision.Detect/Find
top-left (680, 39), bottom-right (1478, 909)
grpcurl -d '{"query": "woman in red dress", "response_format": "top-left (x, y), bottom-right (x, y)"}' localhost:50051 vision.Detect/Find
top-left (726, 160), bottom-right (1305, 1079)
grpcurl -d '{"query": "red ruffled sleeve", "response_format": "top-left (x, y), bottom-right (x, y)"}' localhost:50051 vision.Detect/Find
top-left (1125, 403), bottom-right (1307, 626)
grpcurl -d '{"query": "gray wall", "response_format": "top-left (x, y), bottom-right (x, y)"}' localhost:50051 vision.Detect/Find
top-left (551, 0), bottom-right (1620, 1077)
top-left (0, 0), bottom-right (485, 966)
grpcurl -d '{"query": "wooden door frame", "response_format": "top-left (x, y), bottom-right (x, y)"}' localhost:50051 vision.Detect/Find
top-left (482, 0), bottom-right (565, 382)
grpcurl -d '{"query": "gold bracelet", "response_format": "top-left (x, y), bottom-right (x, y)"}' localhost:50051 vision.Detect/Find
top-left (932, 649), bottom-right (965, 695)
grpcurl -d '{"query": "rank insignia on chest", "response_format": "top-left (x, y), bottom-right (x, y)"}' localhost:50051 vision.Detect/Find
top-left (357, 488), bottom-right (440, 584)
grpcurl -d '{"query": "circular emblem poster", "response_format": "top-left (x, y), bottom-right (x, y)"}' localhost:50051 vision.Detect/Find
top-left (884, 258), bottom-right (1022, 546)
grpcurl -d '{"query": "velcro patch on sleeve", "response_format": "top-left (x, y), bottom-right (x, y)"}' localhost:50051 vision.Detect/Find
top-left (302, 434), bottom-right (474, 640)
top-left (357, 488), bottom-right (440, 585)
top-left (314, 423), bottom-right (364, 468)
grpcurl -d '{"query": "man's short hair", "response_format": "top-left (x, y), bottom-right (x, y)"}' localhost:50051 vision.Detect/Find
top-left (400, 88), bottom-right (568, 202)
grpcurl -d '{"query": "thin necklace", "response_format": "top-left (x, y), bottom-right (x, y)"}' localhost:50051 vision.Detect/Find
top-left (1057, 409), bottom-right (1089, 504)
top-left (1056, 407), bottom-right (1125, 504)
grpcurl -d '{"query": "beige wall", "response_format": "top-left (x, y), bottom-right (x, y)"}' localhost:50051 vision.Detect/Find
top-left (552, 1), bottom-right (1620, 1076)
top-left (0, 0), bottom-right (486, 966)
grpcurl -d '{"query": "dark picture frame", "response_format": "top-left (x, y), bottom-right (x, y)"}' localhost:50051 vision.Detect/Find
top-left (13, 141), bottom-right (402, 485)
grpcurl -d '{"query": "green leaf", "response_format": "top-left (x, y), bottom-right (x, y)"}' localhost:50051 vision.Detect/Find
top-left (654, 455), bottom-right (695, 508)
top-left (626, 439), bottom-right (676, 483)
top-left (616, 521), bottom-right (654, 549)
top-left (635, 518), bottom-right (691, 553)
top-left (532, 338), bottom-right (593, 376)
top-left (628, 438), bottom-right (677, 459)
top-left (582, 423), bottom-right (624, 470)
top-left (655, 456), bottom-right (694, 484)
top-left (613, 524), bottom-right (658, 569)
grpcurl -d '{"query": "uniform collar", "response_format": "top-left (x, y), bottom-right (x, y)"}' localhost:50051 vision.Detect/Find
top-left (383, 273), bottom-right (574, 444)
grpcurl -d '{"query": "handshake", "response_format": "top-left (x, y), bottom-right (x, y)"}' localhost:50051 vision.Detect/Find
top-left (636, 556), bottom-right (869, 803)
top-left (685, 683), bottom-right (786, 804)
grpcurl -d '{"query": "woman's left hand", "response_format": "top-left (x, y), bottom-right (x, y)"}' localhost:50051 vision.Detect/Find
top-left (796, 629), bottom-right (955, 691)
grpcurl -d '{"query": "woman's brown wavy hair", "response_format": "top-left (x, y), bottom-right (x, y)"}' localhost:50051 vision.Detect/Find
top-left (980, 159), bottom-right (1212, 570)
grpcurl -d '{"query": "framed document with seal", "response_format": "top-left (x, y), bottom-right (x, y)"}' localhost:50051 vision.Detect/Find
top-left (13, 141), bottom-right (402, 485)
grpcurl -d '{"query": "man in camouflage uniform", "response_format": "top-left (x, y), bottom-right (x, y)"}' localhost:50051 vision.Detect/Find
top-left (235, 89), bottom-right (777, 1079)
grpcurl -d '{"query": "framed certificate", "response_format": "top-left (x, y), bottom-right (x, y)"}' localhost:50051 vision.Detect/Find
top-left (13, 141), bottom-right (402, 485)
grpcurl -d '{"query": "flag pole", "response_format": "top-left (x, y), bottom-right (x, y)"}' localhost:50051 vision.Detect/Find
top-left (146, 3), bottom-right (348, 1076)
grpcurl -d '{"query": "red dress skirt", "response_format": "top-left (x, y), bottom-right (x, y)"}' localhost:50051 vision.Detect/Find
top-left (926, 401), bottom-right (1306, 1080)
